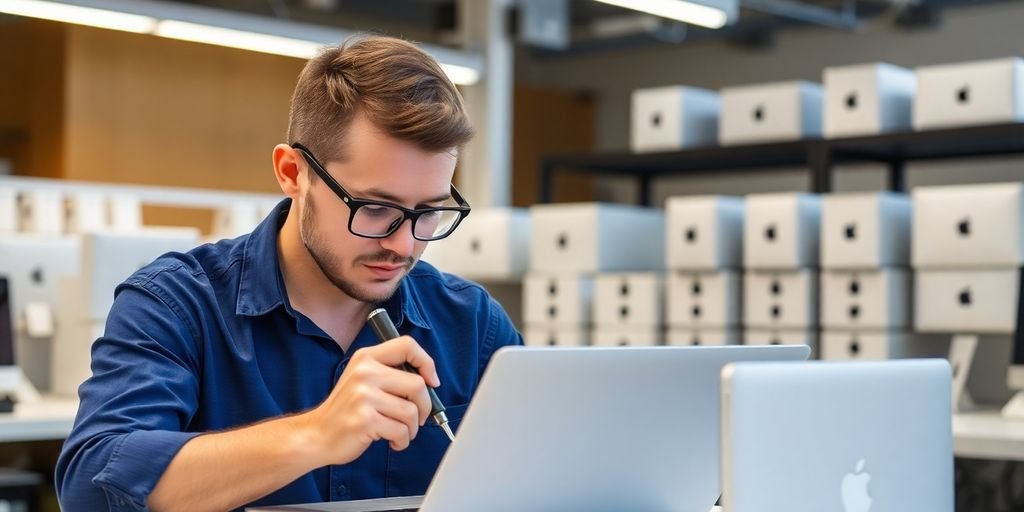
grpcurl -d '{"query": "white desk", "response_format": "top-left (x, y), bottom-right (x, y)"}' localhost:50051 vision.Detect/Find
top-left (953, 408), bottom-right (1024, 461)
top-left (0, 396), bottom-right (79, 442)
top-left (0, 398), bottom-right (1020, 464)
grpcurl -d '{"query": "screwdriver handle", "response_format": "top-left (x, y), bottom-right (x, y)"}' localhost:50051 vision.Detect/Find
top-left (367, 308), bottom-right (448, 421)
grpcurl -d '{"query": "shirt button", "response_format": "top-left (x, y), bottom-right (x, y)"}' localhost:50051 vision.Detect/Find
top-left (336, 484), bottom-right (348, 495)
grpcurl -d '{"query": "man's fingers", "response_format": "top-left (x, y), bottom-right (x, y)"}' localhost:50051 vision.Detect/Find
top-left (373, 411), bottom-right (413, 451)
top-left (364, 336), bottom-right (440, 387)
top-left (373, 391), bottom-right (421, 440)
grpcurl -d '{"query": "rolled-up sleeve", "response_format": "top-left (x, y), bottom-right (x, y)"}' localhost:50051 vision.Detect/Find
top-left (56, 276), bottom-right (203, 511)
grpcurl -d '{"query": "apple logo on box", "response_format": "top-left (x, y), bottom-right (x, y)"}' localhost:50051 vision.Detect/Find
top-left (957, 218), bottom-right (971, 237)
top-left (841, 458), bottom-right (872, 512)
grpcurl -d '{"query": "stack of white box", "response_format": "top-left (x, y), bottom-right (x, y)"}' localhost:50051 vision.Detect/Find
top-left (819, 193), bottom-right (939, 361)
top-left (523, 203), bottom-right (664, 348)
top-left (663, 196), bottom-right (744, 347)
top-left (742, 193), bottom-right (821, 354)
top-left (420, 208), bottom-right (531, 283)
top-left (913, 183), bottom-right (1024, 339)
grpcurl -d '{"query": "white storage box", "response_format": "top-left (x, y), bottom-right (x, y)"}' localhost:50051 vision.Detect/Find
top-left (821, 331), bottom-right (950, 361)
top-left (593, 273), bottom-right (663, 327)
top-left (423, 208), bottom-right (530, 281)
top-left (213, 202), bottom-right (261, 239)
top-left (523, 274), bottom-right (594, 327)
top-left (631, 86), bottom-right (720, 153)
top-left (745, 328), bottom-right (819, 356)
top-left (523, 326), bottom-right (589, 348)
top-left (744, 193), bottom-right (821, 269)
top-left (823, 63), bottom-right (916, 138)
top-left (591, 326), bottom-right (663, 347)
top-left (912, 183), bottom-right (1024, 268)
top-left (915, 268), bottom-right (1022, 333)
top-left (914, 57), bottom-right (1024, 130)
top-left (666, 271), bottom-right (741, 328)
top-left (76, 229), bottom-right (201, 320)
top-left (108, 195), bottom-right (143, 232)
top-left (665, 195), bottom-right (744, 270)
top-left (719, 81), bottom-right (823, 146)
top-left (51, 320), bottom-right (105, 396)
top-left (67, 191), bottom-right (108, 233)
top-left (0, 188), bottom-right (18, 233)
top-left (821, 269), bottom-right (911, 329)
top-left (530, 203), bottom-right (665, 273)
top-left (20, 190), bottom-right (64, 235)
top-left (744, 270), bottom-right (819, 328)
top-left (821, 192), bottom-right (910, 269)
top-left (666, 328), bottom-right (740, 347)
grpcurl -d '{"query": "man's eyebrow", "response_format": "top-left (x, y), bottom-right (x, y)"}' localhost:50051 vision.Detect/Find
top-left (359, 188), bottom-right (452, 206)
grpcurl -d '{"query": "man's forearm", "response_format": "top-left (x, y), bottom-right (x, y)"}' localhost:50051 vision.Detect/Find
top-left (148, 413), bottom-right (324, 512)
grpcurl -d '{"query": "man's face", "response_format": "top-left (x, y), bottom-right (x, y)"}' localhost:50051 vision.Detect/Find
top-left (297, 115), bottom-right (458, 304)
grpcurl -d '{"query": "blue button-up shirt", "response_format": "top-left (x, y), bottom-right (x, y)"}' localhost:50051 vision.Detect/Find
top-left (55, 199), bottom-right (522, 511)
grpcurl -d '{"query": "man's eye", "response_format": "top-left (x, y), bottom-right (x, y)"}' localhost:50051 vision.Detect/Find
top-left (361, 206), bottom-right (393, 217)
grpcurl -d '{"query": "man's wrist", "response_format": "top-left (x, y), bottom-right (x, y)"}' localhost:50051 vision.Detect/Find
top-left (280, 411), bottom-right (328, 470)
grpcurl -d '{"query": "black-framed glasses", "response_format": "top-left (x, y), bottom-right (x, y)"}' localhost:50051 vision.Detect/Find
top-left (291, 143), bottom-right (471, 241)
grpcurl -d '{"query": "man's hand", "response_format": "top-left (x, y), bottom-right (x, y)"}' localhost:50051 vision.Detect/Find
top-left (300, 335), bottom-right (441, 466)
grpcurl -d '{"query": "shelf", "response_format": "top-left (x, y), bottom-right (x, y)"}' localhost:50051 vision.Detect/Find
top-left (540, 122), bottom-right (1024, 205)
top-left (829, 123), bottom-right (1024, 164)
top-left (542, 139), bottom-right (818, 175)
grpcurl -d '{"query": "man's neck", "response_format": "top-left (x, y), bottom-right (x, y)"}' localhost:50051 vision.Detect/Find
top-left (277, 207), bottom-right (371, 351)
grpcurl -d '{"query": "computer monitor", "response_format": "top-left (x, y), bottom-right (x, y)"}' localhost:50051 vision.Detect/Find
top-left (0, 235), bottom-right (80, 391)
top-left (0, 277), bottom-right (18, 411)
top-left (0, 277), bottom-right (15, 367)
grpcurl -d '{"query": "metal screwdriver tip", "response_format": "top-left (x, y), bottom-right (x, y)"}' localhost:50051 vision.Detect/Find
top-left (440, 422), bottom-right (455, 442)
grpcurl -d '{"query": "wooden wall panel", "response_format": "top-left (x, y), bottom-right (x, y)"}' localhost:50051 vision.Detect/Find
top-left (62, 26), bottom-right (304, 229)
top-left (511, 85), bottom-right (595, 206)
top-left (0, 19), bottom-right (65, 179)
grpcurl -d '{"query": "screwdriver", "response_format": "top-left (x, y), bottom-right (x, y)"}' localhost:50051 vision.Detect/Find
top-left (367, 308), bottom-right (455, 442)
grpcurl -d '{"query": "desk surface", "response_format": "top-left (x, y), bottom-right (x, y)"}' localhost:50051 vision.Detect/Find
top-left (0, 396), bottom-right (79, 442)
top-left (1, 398), bottom-right (1023, 463)
top-left (953, 407), bottom-right (1024, 461)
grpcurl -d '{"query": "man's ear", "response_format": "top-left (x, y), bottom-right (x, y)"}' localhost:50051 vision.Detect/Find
top-left (272, 144), bottom-right (304, 199)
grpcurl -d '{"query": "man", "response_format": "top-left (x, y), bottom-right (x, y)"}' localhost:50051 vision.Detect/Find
top-left (55, 35), bottom-right (522, 511)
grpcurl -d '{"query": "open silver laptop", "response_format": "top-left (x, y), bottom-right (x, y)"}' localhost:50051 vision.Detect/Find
top-left (250, 344), bottom-right (810, 512)
top-left (720, 359), bottom-right (953, 512)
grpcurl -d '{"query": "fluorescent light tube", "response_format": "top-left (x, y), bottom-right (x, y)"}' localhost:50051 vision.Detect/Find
top-left (0, 0), bottom-right (157, 33)
top-left (154, 20), bottom-right (322, 59)
top-left (0, 0), bottom-right (482, 85)
top-left (439, 64), bottom-right (481, 87)
top-left (593, 0), bottom-right (734, 29)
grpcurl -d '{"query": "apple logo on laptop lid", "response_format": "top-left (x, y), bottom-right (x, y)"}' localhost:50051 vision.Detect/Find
top-left (841, 458), bottom-right (872, 512)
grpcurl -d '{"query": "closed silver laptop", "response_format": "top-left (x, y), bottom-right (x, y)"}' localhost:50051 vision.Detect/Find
top-left (721, 359), bottom-right (953, 512)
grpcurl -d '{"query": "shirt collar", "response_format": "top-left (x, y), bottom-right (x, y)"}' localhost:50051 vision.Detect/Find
top-left (235, 198), bottom-right (431, 331)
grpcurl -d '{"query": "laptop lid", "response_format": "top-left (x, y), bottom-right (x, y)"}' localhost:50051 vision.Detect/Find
top-left (252, 345), bottom-right (810, 512)
top-left (720, 359), bottom-right (953, 512)
top-left (419, 345), bottom-right (809, 512)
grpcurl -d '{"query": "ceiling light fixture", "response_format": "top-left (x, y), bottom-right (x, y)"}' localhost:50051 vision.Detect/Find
top-left (593, 0), bottom-right (738, 29)
top-left (0, 0), bottom-right (483, 85)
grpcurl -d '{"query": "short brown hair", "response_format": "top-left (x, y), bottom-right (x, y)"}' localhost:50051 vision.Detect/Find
top-left (286, 35), bottom-right (473, 163)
